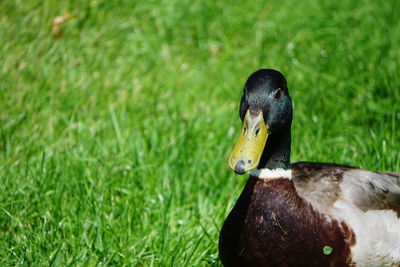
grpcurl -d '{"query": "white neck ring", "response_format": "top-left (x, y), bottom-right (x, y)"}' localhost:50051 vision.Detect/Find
top-left (250, 168), bottom-right (292, 180)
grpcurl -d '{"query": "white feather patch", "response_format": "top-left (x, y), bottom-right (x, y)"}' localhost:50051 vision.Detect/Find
top-left (250, 168), bottom-right (292, 180)
top-left (331, 200), bottom-right (400, 265)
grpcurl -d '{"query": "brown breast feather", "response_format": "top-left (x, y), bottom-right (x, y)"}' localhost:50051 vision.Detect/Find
top-left (219, 176), bottom-right (355, 266)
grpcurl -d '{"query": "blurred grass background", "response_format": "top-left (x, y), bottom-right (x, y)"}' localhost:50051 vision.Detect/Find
top-left (1, 0), bottom-right (399, 265)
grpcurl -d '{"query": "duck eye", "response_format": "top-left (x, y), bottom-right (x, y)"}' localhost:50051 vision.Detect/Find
top-left (274, 88), bottom-right (282, 100)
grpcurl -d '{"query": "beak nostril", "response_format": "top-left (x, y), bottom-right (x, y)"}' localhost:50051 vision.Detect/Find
top-left (255, 128), bottom-right (260, 136)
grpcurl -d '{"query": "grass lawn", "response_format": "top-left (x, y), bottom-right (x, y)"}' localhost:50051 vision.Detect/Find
top-left (1, 0), bottom-right (399, 265)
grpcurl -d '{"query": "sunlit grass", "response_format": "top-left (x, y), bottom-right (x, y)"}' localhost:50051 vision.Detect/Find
top-left (1, 0), bottom-right (399, 265)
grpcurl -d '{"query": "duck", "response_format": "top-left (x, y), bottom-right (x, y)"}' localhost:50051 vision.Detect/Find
top-left (219, 69), bottom-right (400, 267)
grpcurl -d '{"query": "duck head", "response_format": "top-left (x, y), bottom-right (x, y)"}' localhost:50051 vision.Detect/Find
top-left (229, 69), bottom-right (293, 174)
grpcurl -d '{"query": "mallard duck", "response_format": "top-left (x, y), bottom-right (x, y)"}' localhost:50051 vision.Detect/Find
top-left (219, 69), bottom-right (400, 266)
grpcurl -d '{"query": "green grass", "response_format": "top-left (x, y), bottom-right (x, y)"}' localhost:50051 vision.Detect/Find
top-left (1, 0), bottom-right (399, 265)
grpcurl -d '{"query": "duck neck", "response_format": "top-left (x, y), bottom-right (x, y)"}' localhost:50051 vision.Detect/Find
top-left (258, 126), bottom-right (291, 170)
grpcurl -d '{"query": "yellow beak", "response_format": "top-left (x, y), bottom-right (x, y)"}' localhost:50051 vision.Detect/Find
top-left (228, 110), bottom-right (268, 174)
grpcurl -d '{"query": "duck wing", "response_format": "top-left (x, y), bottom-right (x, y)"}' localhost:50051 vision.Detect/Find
top-left (291, 161), bottom-right (400, 216)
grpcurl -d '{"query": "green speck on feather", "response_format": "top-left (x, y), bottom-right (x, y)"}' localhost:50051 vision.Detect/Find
top-left (323, 246), bottom-right (333, 255)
